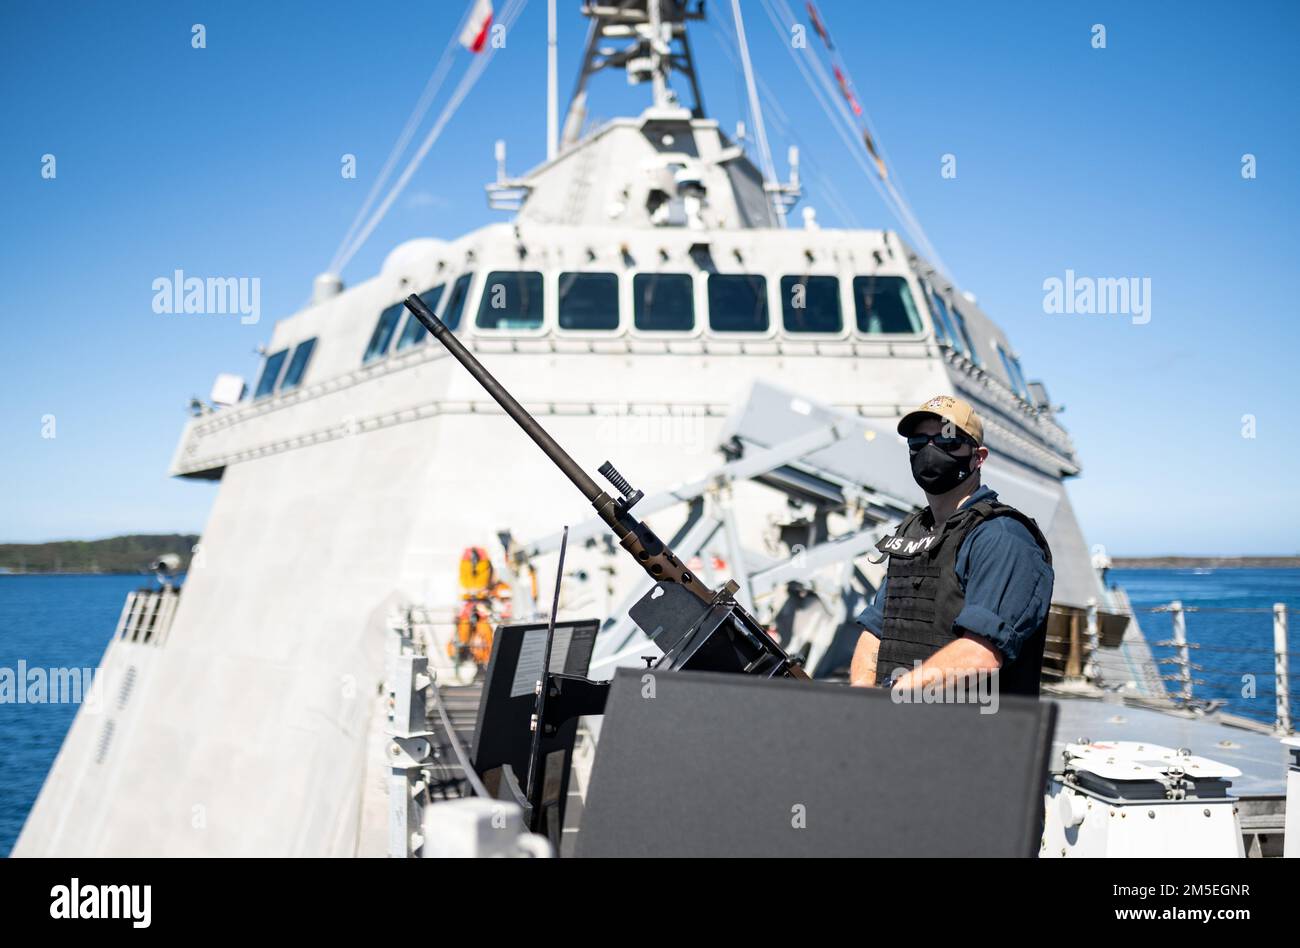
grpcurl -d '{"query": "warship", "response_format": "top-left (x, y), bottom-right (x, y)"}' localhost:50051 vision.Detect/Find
top-left (14, 0), bottom-right (1297, 858)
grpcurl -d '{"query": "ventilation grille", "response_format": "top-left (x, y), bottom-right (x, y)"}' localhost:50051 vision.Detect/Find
top-left (95, 720), bottom-right (116, 764)
top-left (117, 665), bottom-right (138, 710)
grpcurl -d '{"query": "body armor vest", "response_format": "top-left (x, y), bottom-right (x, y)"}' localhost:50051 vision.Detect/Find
top-left (873, 499), bottom-right (1052, 696)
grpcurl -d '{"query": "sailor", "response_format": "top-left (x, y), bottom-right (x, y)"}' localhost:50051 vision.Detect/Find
top-left (850, 395), bottom-right (1054, 696)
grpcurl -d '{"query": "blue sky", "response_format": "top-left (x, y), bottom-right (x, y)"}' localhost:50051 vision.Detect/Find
top-left (1, 0), bottom-right (1296, 555)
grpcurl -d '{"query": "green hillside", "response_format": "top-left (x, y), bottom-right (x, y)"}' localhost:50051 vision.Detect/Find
top-left (0, 534), bottom-right (199, 574)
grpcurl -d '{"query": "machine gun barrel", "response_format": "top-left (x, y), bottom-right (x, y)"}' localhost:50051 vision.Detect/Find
top-left (402, 294), bottom-right (603, 503)
top-left (403, 293), bottom-right (807, 679)
top-left (403, 293), bottom-right (713, 605)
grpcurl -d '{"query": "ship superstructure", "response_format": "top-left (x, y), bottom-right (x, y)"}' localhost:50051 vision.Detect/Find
top-left (16, 1), bottom-right (1224, 858)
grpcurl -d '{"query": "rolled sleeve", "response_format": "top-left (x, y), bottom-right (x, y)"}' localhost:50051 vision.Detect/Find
top-left (854, 577), bottom-right (887, 637)
top-left (952, 517), bottom-right (1053, 663)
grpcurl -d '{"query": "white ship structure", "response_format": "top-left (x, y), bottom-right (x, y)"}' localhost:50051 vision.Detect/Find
top-left (15, 0), bottom-right (1297, 858)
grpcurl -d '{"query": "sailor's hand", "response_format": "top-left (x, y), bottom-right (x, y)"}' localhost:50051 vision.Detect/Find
top-left (891, 663), bottom-right (943, 693)
top-left (892, 635), bottom-right (1002, 692)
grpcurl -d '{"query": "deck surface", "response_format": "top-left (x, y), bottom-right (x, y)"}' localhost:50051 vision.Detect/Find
top-left (1050, 695), bottom-right (1291, 795)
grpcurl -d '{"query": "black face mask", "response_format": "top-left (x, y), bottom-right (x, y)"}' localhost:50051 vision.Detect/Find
top-left (910, 444), bottom-right (975, 494)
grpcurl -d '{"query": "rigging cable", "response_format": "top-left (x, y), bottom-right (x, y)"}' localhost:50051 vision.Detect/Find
top-left (788, 0), bottom-right (939, 263)
top-left (785, 0), bottom-right (948, 274)
top-left (327, 5), bottom-right (471, 275)
top-left (728, 0), bottom-right (784, 227)
top-left (760, 0), bottom-right (951, 278)
top-left (333, 0), bottom-right (531, 275)
top-left (706, 14), bottom-right (862, 228)
top-left (764, 1), bottom-right (897, 226)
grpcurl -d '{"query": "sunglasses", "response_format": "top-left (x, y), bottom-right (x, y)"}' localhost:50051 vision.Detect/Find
top-left (907, 432), bottom-right (974, 454)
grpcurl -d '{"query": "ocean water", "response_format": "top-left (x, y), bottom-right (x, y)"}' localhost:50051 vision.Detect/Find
top-left (0, 574), bottom-right (144, 856)
top-left (1, 570), bottom-right (1297, 856)
top-left (1111, 568), bottom-right (1300, 726)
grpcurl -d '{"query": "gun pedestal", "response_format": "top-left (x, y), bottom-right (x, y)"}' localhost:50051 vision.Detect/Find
top-left (631, 581), bottom-right (801, 678)
top-left (525, 673), bottom-right (610, 849)
top-left (534, 674), bottom-right (611, 737)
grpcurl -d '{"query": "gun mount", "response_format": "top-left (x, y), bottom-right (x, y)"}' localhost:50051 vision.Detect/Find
top-left (403, 293), bottom-right (806, 680)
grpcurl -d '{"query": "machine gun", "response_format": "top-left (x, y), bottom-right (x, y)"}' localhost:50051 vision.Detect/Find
top-left (402, 293), bottom-right (807, 682)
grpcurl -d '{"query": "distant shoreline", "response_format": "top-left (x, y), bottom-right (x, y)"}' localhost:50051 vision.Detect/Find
top-left (0, 534), bottom-right (197, 575)
top-left (0, 570), bottom-right (150, 577)
top-left (1110, 557), bottom-right (1300, 569)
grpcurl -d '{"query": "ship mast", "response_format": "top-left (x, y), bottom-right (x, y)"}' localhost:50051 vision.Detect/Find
top-left (561, 1), bottom-right (707, 148)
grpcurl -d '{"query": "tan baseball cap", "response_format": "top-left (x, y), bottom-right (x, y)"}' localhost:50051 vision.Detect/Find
top-left (897, 394), bottom-right (984, 446)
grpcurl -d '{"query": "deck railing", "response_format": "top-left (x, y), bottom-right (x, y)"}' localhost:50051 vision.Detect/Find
top-left (1138, 601), bottom-right (1298, 735)
top-left (385, 609), bottom-right (490, 858)
top-left (113, 586), bottom-right (180, 647)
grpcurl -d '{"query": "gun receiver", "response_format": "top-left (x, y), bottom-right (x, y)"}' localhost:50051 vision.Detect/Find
top-left (403, 294), bottom-right (807, 680)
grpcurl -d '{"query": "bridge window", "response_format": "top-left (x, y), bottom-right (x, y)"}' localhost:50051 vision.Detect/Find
top-left (780, 275), bottom-right (842, 333)
top-left (476, 270), bottom-right (543, 330)
top-left (363, 304), bottom-right (403, 363)
top-left (708, 274), bottom-right (769, 333)
top-left (852, 276), bottom-right (922, 334)
top-left (443, 273), bottom-right (473, 330)
top-left (558, 272), bottom-right (619, 331)
top-left (1009, 356), bottom-right (1029, 398)
top-left (279, 338), bottom-right (317, 391)
top-left (998, 344), bottom-right (1030, 400)
top-left (254, 349), bottom-right (288, 399)
top-left (950, 303), bottom-right (981, 364)
top-left (922, 282), bottom-right (959, 351)
top-left (633, 273), bottom-right (694, 331)
top-left (396, 286), bottom-right (443, 351)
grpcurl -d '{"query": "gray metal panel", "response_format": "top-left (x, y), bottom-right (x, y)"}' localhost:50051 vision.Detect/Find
top-left (723, 382), bottom-right (1104, 612)
top-left (1030, 481), bottom-right (1104, 609)
top-left (578, 668), bottom-right (1057, 857)
top-left (718, 380), bottom-right (921, 506)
